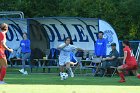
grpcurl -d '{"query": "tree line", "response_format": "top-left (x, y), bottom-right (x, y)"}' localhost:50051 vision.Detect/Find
top-left (0, 0), bottom-right (140, 40)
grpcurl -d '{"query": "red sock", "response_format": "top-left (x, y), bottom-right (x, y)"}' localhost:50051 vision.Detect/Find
top-left (0, 67), bottom-right (2, 81)
top-left (119, 72), bottom-right (125, 80)
top-left (0, 66), bottom-right (6, 81)
top-left (137, 74), bottom-right (140, 79)
top-left (0, 72), bottom-right (2, 81)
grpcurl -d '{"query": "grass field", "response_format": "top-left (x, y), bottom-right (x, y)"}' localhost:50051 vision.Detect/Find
top-left (1, 68), bottom-right (140, 93)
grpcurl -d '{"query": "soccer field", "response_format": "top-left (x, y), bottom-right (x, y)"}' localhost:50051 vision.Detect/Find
top-left (1, 73), bottom-right (140, 93)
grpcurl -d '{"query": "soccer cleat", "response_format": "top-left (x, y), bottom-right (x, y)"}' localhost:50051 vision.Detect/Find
top-left (19, 69), bottom-right (25, 74)
top-left (23, 71), bottom-right (28, 75)
top-left (0, 81), bottom-right (7, 84)
top-left (137, 74), bottom-right (140, 79)
top-left (118, 79), bottom-right (125, 83)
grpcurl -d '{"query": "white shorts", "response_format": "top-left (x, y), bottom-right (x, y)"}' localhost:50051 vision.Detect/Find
top-left (59, 56), bottom-right (70, 66)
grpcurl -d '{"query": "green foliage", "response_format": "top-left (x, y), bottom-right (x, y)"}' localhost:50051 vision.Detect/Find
top-left (0, 0), bottom-right (140, 40)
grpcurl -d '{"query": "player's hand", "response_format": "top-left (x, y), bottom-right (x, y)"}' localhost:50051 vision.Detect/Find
top-left (9, 48), bottom-right (13, 53)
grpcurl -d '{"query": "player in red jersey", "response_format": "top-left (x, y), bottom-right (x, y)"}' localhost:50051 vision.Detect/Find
top-left (117, 40), bottom-right (140, 83)
top-left (0, 23), bottom-right (13, 84)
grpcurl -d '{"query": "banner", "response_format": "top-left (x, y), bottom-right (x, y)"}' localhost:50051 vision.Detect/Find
top-left (99, 20), bottom-right (119, 55)
top-left (0, 17), bottom-right (119, 55)
top-left (31, 18), bottom-right (98, 51)
top-left (0, 19), bottom-right (27, 50)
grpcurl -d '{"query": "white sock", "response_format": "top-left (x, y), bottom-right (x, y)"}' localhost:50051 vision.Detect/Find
top-left (60, 72), bottom-right (62, 75)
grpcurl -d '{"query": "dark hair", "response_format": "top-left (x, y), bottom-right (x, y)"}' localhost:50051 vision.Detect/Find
top-left (123, 40), bottom-right (131, 48)
top-left (98, 31), bottom-right (104, 35)
top-left (111, 43), bottom-right (116, 46)
top-left (65, 37), bottom-right (73, 45)
top-left (0, 23), bottom-right (8, 31)
top-left (23, 32), bottom-right (27, 35)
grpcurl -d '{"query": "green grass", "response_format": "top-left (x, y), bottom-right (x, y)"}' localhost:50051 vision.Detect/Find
top-left (4, 74), bottom-right (140, 86)
top-left (1, 68), bottom-right (140, 93)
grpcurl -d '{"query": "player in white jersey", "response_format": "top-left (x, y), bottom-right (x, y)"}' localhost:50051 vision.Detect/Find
top-left (57, 37), bottom-right (83, 79)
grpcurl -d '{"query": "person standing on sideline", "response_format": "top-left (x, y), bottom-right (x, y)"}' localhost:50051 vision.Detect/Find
top-left (57, 37), bottom-right (83, 80)
top-left (0, 23), bottom-right (13, 84)
top-left (95, 31), bottom-right (107, 58)
top-left (117, 40), bottom-right (140, 83)
top-left (19, 32), bottom-right (31, 75)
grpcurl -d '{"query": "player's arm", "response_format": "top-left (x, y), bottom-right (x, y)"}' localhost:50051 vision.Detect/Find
top-left (123, 51), bottom-right (127, 64)
top-left (57, 43), bottom-right (68, 49)
top-left (1, 41), bottom-right (13, 52)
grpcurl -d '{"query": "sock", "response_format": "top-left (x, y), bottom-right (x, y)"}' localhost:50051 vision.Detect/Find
top-left (60, 72), bottom-right (62, 75)
top-left (137, 74), bottom-right (140, 79)
top-left (0, 70), bottom-right (2, 81)
top-left (0, 66), bottom-right (6, 81)
top-left (119, 72), bottom-right (125, 80)
top-left (0, 67), bottom-right (2, 81)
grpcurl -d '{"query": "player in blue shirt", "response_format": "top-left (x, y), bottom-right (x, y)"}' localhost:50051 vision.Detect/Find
top-left (95, 31), bottom-right (107, 58)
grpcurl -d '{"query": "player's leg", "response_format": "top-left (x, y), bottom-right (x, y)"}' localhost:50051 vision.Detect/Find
top-left (132, 70), bottom-right (136, 75)
top-left (135, 70), bottom-right (140, 79)
top-left (117, 65), bottom-right (125, 82)
top-left (60, 65), bottom-right (64, 75)
top-left (132, 70), bottom-right (140, 79)
top-left (19, 53), bottom-right (30, 74)
top-left (59, 59), bottom-right (65, 76)
top-left (66, 62), bottom-right (74, 77)
top-left (131, 64), bottom-right (140, 79)
top-left (70, 55), bottom-right (78, 66)
top-left (70, 61), bottom-right (78, 66)
top-left (23, 53), bottom-right (30, 74)
top-left (0, 57), bottom-right (7, 84)
top-left (19, 53), bottom-right (26, 74)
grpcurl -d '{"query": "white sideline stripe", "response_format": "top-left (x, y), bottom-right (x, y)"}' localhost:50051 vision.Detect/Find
top-left (0, 85), bottom-right (140, 93)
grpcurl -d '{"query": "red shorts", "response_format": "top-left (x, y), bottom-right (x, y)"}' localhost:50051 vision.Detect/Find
top-left (122, 64), bottom-right (138, 70)
top-left (0, 50), bottom-right (6, 58)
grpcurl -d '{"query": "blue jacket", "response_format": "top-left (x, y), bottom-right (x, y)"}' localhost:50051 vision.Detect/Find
top-left (20, 39), bottom-right (31, 53)
top-left (95, 38), bottom-right (107, 57)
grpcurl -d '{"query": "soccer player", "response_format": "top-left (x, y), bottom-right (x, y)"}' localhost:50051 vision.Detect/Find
top-left (19, 32), bottom-right (31, 75)
top-left (0, 23), bottom-right (13, 84)
top-left (57, 37), bottom-right (83, 80)
top-left (117, 40), bottom-right (140, 83)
